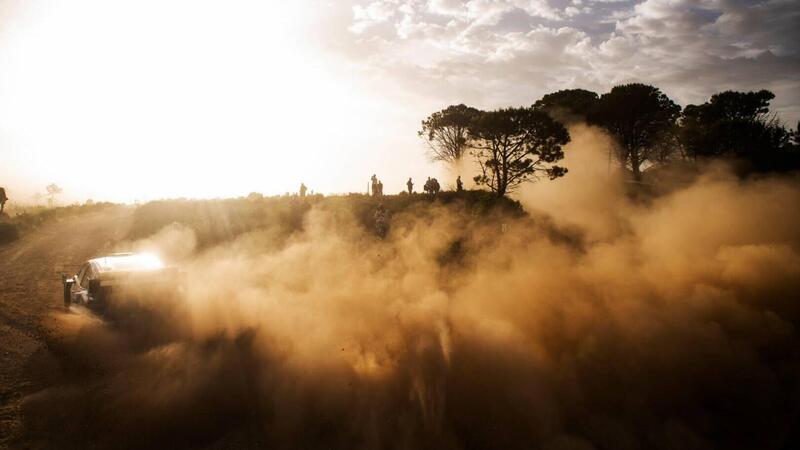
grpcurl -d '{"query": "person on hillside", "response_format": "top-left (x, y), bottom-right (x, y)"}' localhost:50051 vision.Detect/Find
top-left (374, 203), bottom-right (389, 238)
top-left (0, 187), bottom-right (7, 214)
top-left (377, 180), bottom-right (384, 196)
top-left (424, 177), bottom-right (432, 195)
top-left (299, 183), bottom-right (307, 198)
top-left (407, 178), bottom-right (413, 194)
top-left (432, 178), bottom-right (440, 195)
top-left (456, 175), bottom-right (463, 192)
top-left (370, 174), bottom-right (378, 196)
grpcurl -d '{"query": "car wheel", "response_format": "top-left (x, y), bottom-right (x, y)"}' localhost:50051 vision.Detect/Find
top-left (63, 286), bottom-right (71, 311)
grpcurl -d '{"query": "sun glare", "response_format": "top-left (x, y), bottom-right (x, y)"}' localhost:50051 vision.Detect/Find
top-left (0, 0), bottom-right (406, 202)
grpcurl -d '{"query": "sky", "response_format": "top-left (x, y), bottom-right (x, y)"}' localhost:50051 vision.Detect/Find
top-left (0, 0), bottom-right (798, 203)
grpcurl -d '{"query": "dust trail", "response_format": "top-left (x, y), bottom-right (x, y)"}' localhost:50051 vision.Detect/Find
top-left (24, 125), bottom-right (800, 449)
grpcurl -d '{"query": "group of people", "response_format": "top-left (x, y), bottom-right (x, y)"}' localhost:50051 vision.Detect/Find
top-left (423, 175), bottom-right (462, 194)
top-left (370, 174), bottom-right (385, 196)
top-left (394, 175), bottom-right (468, 196)
top-left (373, 203), bottom-right (389, 238)
top-left (303, 174), bottom-right (465, 198)
top-left (371, 174), bottom-right (464, 238)
top-left (423, 177), bottom-right (441, 195)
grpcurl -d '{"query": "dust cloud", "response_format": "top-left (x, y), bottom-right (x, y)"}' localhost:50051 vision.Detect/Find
top-left (26, 125), bottom-right (800, 449)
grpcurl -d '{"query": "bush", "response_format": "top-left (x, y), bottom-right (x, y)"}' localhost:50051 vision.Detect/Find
top-left (0, 222), bottom-right (19, 244)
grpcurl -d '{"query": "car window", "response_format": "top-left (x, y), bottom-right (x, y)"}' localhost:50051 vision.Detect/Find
top-left (76, 264), bottom-right (89, 286)
top-left (79, 264), bottom-right (92, 288)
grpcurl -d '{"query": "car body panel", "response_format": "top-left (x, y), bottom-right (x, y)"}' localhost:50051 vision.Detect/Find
top-left (63, 253), bottom-right (183, 309)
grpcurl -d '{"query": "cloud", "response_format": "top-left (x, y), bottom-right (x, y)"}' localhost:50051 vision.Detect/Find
top-left (343, 0), bottom-right (800, 122)
top-left (350, 0), bottom-right (399, 33)
top-left (428, 0), bottom-right (468, 16)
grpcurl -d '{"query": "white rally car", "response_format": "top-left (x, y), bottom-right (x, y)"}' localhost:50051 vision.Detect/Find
top-left (62, 253), bottom-right (184, 311)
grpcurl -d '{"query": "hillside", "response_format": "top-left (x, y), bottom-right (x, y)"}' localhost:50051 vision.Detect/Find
top-left (127, 190), bottom-right (525, 249)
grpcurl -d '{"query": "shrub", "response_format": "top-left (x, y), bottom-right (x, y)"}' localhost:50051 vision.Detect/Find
top-left (0, 222), bottom-right (19, 244)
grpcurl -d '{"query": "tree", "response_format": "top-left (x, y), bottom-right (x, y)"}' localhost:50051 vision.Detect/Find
top-left (469, 107), bottom-right (569, 197)
top-left (45, 183), bottom-right (62, 207)
top-left (419, 104), bottom-right (481, 163)
top-left (790, 122), bottom-right (800, 149)
top-left (680, 90), bottom-right (798, 172)
top-left (533, 89), bottom-right (599, 122)
top-left (589, 84), bottom-right (681, 182)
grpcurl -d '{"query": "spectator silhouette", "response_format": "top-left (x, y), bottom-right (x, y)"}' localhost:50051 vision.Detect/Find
top-left (374, 203), bottom-right (389, 238)
top-left (0, 187), bottom-right (7, 214)
top-left (432, 178), bottom-right (441, 195)
top-left (370, 174), bottom-right (378, 196)
top-left (456, 175), bottom-right (463, 192)
top-left (407, 178), bottom-right (413, 194)
top-left (299, 183), bottom-right (307, 198)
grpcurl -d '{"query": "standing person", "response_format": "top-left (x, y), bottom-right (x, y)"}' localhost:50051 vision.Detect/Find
top-left (406, 178), bottom-right (413, 194)
top-left (456, 175), bottom-right (463, 192)
top-left (370, 174), bottom-right (378, 196)
top-left (374, 203), bottom-right (389, 238)
top-left (424, 177), bottom-right (431, 195)
top-left (432, 178), bottom-right (440, 195)
top-left (0, 187), bottom-right (7, 214)
top-left (299, 183), bottom-right (307, 198)
top-left (377, 180), bottom-right (384, 196)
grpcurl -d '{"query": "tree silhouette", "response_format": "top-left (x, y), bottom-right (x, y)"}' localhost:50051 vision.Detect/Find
top-left (791, 122), bottom-right (800, 148)
top-left (45, 183), bottom-right (62, 207)
top-left (680, 90), bottom-right (797, 172)
top-left (533, 89), bottom-right (598, 122)
top-left (469, 107), bottom-right (569, 197)
top-left (419, 104), bottom-right (481, 163)
top-left (589, 83), bottom-right (681, 182)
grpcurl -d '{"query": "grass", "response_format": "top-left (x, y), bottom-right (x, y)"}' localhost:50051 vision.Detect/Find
top-left (1, 190), bottom-right (524, 247)
top-left (127, 190), bottom-right (524, 249)
top-left (0, 202), bottom-right (118, 245)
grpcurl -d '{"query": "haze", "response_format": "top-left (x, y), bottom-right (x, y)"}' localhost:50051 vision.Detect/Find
top-left (1, 0), bottom-right (798, 202)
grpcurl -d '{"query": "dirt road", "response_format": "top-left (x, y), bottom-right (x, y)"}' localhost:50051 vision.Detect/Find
top-left (0, 208), bottom-right (132, 448)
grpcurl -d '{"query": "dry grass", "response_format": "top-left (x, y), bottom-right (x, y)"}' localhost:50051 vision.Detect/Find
top-left (126, 190), bottom-right (523, 249)
top-left (0, 202), bottom-right (118, 245)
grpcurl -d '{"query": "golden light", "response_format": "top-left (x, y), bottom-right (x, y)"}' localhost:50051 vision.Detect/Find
top-left (0, 0), bottom-right (424, 202)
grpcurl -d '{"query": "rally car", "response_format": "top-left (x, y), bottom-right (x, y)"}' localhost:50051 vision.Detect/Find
top-left (62, 253), bottom-right (184, 311)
